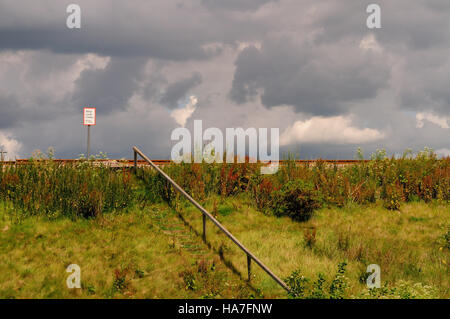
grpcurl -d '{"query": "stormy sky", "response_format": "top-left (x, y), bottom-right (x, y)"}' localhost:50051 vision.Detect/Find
top-left (0, 0), bottom-right (448, 159)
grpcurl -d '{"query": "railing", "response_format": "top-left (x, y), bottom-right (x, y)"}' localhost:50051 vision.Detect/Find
top-left (132, 146), bottom-right (291, 293)
top-left (1, 158), bottom-right (371, 166)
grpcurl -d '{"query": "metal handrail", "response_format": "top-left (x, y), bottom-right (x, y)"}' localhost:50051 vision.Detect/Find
top-left (133, 146), bottom-right (290, 293)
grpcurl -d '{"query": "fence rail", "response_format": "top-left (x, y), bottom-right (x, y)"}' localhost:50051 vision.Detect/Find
top-left (0, 158), bottom-right (371, 166)
top-left (132, 146), bottom-right (291, 293)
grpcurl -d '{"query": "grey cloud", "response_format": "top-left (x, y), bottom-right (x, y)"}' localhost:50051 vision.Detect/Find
top-left (311, 1), bottom-right (450, 51)
top-left (1, 0), bottom-right (449, 159)
top-left (11, 105), bottom-right (177, 159)
top-left (0, 95), bottom-right (21, 129)
top-left (0, 0), bottom-right (265, 60)
top-left (159, 72), bottom-right (202, 108)
top-left (72, 57), bottom-right (147, 114)
top-left (397, 51), bottom-right (450, 116)
top-left (230, 38), bottom-right (390, 116)
top-left (201, 0), bottom-right (276, 11)
top-left (376, 1), bottom-right (450, 51)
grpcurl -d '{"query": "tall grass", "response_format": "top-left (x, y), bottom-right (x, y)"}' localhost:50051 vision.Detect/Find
top-left (1, 148), bottom-right (448, 220)
top-left (138, 150), bottom-right (449, 218)
top-left (0, 160), bottom-right (134, 219)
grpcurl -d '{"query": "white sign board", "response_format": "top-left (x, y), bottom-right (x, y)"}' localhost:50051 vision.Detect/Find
top-left (83, 107), bottom-right (96, 125)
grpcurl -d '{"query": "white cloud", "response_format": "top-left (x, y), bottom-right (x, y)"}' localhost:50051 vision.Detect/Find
top-left (170, 95), bottom-right (197, 127)
top-left (280, 115), bottom-right (385, 146)
top-left (436, 148), bottom-right (450, 158)
top-left (416, 112), bottom-right (449, 129)
top-left (0, 131), bottom-right (22, 160)
top-left (359, 33), bottom-right (383, 53)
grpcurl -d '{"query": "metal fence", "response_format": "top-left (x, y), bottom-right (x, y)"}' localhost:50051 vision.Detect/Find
top-left (132, 146), bottom-right (291, 293)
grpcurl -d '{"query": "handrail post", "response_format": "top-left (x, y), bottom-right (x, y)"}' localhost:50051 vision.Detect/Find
top-left (132, 146), bottom-right (291, 293)
top-left (134, 150), bottom-right (137, 172)
top-left (247, 254), bottom-right (252, 281)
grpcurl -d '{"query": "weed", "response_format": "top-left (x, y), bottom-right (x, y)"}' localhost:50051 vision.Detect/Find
top-left (113, 268), bottom-right (130, 293)
top-left (197, 259), bottom-right (209, 275)
top-left (304, 228), bottom-right (317, 248)
top-left (180, 270), bottom-right (197, 291)
top-left (444, 228), bottom-right (450, 250)
top-left (134, 269), bottom-right (145, 279)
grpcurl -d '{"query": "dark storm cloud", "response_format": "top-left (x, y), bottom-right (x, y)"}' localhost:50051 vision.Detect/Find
top-left (72, 57), bottom-right (146, 114)
top-left (230, 38), bottom-right (390, 116)
top-left (0, 0), bottom-right (449, 158)
top-left (304, 0), bottom-right (450, 117)
top-left (0, 24), bottom-right (208, 61)
top-left (0, 0), bottom-right (266, 60)
top-left (159, 72), bottom-right (202, 108)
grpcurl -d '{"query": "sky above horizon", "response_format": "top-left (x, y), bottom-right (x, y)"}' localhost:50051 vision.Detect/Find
top-left (0, 0), bottom-right (449, 159)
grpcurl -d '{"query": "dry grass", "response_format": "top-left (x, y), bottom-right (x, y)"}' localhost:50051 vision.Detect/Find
top-left (175, 196), bottom-right (449, 298)
top-left (0, 203), bottom-right (255, 299)
top-left (0, 173), bottom-right (448, 298)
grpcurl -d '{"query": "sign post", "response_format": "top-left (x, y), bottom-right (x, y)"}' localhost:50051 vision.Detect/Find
top-left (83, 107), bottom-right (96, 158)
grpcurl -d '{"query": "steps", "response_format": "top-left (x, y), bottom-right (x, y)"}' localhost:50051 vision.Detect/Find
top-left (149, 207), bottom-right (210, 256)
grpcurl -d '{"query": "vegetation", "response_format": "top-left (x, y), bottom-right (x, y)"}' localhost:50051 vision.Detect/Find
top-left (138, 148), bottom-right (449, 220)
top-left (271, 180), bottom-right (322, 221)
top-left (0, 149), bottom-right (448, 298)
top-left (0, 205), bottom-right (253, 298)
top-left (0, 160), bottom-right (134, 219)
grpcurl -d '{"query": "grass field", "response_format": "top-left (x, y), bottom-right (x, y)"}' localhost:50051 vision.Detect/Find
top-left (1, 198), bottom-right (448, 298)
top-left (0, 203), bottom-right (254, 299)
top-left (0, 155), bottom-right (448, 299)
top-left (176, 196), bottom-right (449, 298)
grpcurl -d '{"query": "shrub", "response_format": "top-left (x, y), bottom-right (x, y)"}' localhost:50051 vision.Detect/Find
top-left (250, 174), bottom-right (277, 211)
top-left (329, 262), bottom-right (349, 299)
top-left (271, 180), bottom-right (322, 221)
top-left (285, 269), bottom-right (310, 298)
top-left (285, 262), bottom-right (349, 299)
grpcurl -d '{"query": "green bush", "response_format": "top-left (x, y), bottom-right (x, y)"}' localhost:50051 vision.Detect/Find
top-left (271, 180), bottom-right (322, 221)
top-left (285, 262), bottom-right (349, 299)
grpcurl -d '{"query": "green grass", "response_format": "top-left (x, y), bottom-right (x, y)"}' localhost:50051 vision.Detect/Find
top-left (0, 204), bottom-right (257, 299)
top-left (175, 196), bottom-right (449, 298)
top-left (1, 196), bottom-right (448, 298)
